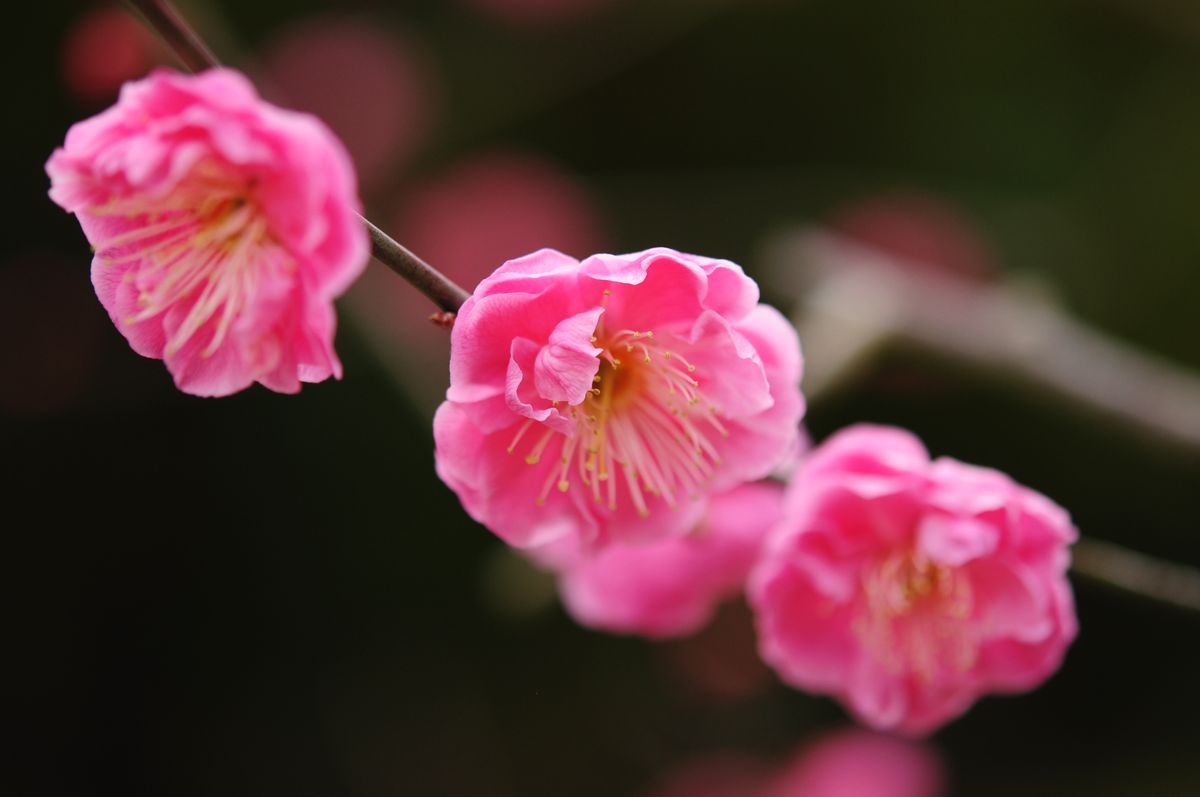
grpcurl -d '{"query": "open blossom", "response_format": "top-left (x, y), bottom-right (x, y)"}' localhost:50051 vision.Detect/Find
top-left (750, 425), bottom-right (1077, 735)
top-left (434, 247), bottom-right (804, 551)
top-left (46, 68), bottom-right (368, 396)
top-left (554, 481), bottom-right (784, 638)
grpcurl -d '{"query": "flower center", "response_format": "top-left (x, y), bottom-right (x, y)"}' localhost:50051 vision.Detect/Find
top-left (507, 311), bottom-right (729, 518)
top-left (856, 551), bottom-right (977, 681)
top-left (89, 167), bottom-right (280, 358)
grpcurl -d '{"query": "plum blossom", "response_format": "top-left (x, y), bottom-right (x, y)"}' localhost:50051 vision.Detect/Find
top-left (764, 729), bottom-right (944, 797)
top-left (644, 730), bottom-right (943, 797)
top-left (434, 247), bottom-right (804, 551)
top-left (47, 68), bottom-right (367, 396)
top-left (750, 425), bottom-right (1077, 735)
top-left (554, 481), bottom-right (785, 638)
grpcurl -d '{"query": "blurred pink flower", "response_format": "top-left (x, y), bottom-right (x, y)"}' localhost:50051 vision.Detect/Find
top-left (827, 192), bottom-right (995, 282)
top-left (260, 17), bottom-right (437, 189)
top-left (396, 153), bottom-right (606, 292)
top-left (645, 729), bottom-right (943, 797)
top-left (61, 6), bottom-right (163, 104)
top-left (554, 481), bottom-right (784, 638)
top-left (750, 425), bottom-right (1077, 735)
top-left (47, 69), bottom-right (368, 396)
top-left (435, 247), bottom-right (804, 551)
top-left (765, 729), bottom-right (944, 797)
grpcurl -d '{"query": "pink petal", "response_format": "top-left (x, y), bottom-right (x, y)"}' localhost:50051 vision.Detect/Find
top-left (534, 307), bottom-right (603, 404)
top-left (916, 513), bottom-right (998, 567)
top-left (555, 481), bottom-right (783, 638)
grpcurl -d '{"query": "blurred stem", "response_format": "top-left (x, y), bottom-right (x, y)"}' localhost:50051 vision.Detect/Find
top-left (121, 0), bottom-right (217, 72)
top-left (776, 230), bottom-right (1200, 453)
top-left (360, 218), bottom-right (470, 315)
top-left (1072, 538), bottom-right (1200, 614)
top-left (120, 0), bottom-right (470, 314)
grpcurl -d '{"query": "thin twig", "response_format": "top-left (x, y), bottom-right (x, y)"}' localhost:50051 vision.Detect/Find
top-left (121, 0), bottom-right (469, 313)
top-left (362, 219), bottom-right (470, 313)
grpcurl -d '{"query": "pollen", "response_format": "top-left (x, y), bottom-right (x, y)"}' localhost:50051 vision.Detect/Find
top-left (92, 182), bottom-right (278, 360)
top-left (857, 551), bottom-right (978, 681)
top-left (509, 324), bottom-right (727, 515)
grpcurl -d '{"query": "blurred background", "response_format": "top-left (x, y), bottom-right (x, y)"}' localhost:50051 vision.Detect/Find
top-left (5, 0), bottom-right (1200, 794)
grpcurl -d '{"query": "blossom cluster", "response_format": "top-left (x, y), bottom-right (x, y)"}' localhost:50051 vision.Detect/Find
top-left (49, 67), bottom-right (1077, 737)
top-left (433, 241), bottom-right (1077, 735)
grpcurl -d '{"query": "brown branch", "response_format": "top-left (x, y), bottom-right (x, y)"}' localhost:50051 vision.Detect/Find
top-left (120, 0), bottom-right (469, 313)
top-left (362, 219), bottom-right (470, 314)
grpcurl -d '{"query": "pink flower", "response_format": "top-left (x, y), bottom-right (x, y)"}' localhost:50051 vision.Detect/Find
top-left (643, 729), bottom-right (944, 797)
top-left (260, 17), bottom-right (438, 188)
top-left (46, 68), bottom-right (368, 396)
top-left (554, 481), bottom-right (784, 638)
top-left (434, 247), bottom-right (804, 550)
top-left (749, 424), bottom-right (1077, 735)
top-left (765, 729), bottom-right (944, 797)
top-left (60, 6), bottom-right (164, 104)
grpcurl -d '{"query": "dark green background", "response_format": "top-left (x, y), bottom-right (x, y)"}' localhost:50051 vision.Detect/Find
top-left (5, 1), bottom-right (1199, 794)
